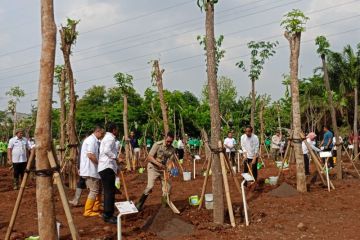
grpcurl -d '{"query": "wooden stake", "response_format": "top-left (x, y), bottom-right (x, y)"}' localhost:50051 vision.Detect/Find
top-left (5, 149), bottom-right (35, 240)
top-left (219, 141), bottom-right (235, 227)
top-left (48, 151), bottom-right (79, 240)
top-left (198, 154), bottom-right (213, 210)
top-left (223, 153), bottom-right (243, 196)
top-left (173, 154), bottom-right (184, 176)
top-left (119, 171), bottom-right (129, 201)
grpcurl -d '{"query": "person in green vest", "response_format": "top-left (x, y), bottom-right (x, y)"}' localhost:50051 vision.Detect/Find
top-left (0, 138), bottom-right (7, 166)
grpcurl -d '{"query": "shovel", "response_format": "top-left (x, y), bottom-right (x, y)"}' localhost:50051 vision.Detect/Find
top-left (163, 171), bottom-right (180, 214)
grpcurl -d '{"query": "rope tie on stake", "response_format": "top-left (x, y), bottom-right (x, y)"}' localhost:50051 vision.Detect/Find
top-left (67, 143), bottom-right (78, 148)
top-left (33, 166), bottom-right (60, 177)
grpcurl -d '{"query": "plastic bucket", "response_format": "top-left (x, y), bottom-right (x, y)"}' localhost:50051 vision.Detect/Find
top-left (269, 176), bottom-right (279, 185)
top-left (189, 195), bottom-right (200, 206)
top-left (138, 167), bottom-right (145, 174)
top-left (205, 193), bottom-right (213, 210)
top-left (275, 161), bottom-right (283, 168)
top-left (183, 171), bottom-right (191, 181)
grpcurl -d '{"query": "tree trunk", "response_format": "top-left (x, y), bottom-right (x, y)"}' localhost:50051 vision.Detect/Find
top-left (13, 110), bottom-right (17, 136)
top-left (205, 1), bottom-right (224, 224)
top-left (153, 60), bottom-right (169, 137)
top-left (123, 94), bottom-right (131, 170)
top-left (35, 0), bottom-right (57, 238)
top-left (60, 26), bottom-right (78, 190)
top-left (322, 55), bottom-right (342, 179)
top-left (259, 100), bottom-right (265, 156)
top-left (59, 67), bottom-right (66, 164)
top-left (285, 31), bottom-right (306, 192)
top-left (251, 78), bottom-right (256, 130)
top-left (180, 113), bottom-right (185, 138)
top-left (354, 86), bottom-right (358, 161)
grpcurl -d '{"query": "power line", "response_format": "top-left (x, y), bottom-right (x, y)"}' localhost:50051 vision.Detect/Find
top-left (2, 25), bottom-right (358, 109)
top-left (1, 3), bottom-right (358, 86)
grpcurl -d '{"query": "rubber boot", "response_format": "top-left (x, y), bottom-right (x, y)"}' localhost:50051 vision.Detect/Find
top-left (92, 194), bottom-right (103, 212)
top-left (13, 179), bottom-right (19, 190)
top-left (135, 194), bottom-right (148, 211)
top-left (69, 188), bottom-right (82, 206)
top-left (83, 198), bottom-right (100, 217)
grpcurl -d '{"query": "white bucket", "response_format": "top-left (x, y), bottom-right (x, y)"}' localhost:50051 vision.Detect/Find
top-left (275, 161), bottom-right (283, 168)
top-left (269, 176), bottom-right (279, 185)
top-left (205, 193), bottom-right (213, 209)
top-left (183, 172), bottom-right (191, 181)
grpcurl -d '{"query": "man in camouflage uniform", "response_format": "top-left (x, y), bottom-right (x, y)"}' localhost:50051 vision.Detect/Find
top-left (136, 132), bottom-right (175, 211)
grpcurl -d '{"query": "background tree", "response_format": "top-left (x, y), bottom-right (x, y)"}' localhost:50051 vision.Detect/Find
top-left (59, 18), bottom-right (80, 189)
top-left (197, 34), bottom-right (225, 73)
top-left (54, 65), bottom-right (67, 163)
top-left (114, 72), bottom-right (134, 170)
top-left (315, 36), bottom-right (343, 178)
top-left (35, 0), bottom-right (57, 238)
top-left (151, 60), bottom-right (169, 137)
top-left (197, 0), bottom-right (224, 224)
top-left (6, 86), bottom-right (25, 136)
top-left (281, 9), bottom-right (309, 193)
top-left (236, 40), bottom-right (278, 130)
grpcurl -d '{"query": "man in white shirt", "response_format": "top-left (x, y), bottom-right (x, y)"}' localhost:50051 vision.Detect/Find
top-left (240, 126), bottom-right (259, 181)
top-left (302, 132), bottom-right (321, 175)
top-left (7, 128), bottom-right (30, 190)
top-left (98, 123), bottom-right (119, 224)
top-left (271, 131), bottom-right (281, 161)
top-left (224, 131), bottom-right (236, 166)
top-left (80, 126), bottom-right (104, 217)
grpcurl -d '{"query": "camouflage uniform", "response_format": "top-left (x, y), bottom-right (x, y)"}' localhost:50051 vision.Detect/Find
top-left (143, 140), bottom-right (175, 196)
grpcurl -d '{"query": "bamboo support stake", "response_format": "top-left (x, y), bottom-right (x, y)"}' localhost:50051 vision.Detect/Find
top-left (173, 154), bottom-right (184, 176)
top-left (5, 149), bottom-right (35, 240)
top-left (119, 171), bottom-right (129, 201)
top-left (343, 146), bottom-right (360, 177)
top-left (48, 151), bottom-right (79, 240)
top-left (223, 153), bottom-right (243, 196)
top-left (198, 154), bottom-right (213, 210)
top-left (219, 141), bottom-right (235, 227)
top-left (277, 135), bottom-right (292, 178)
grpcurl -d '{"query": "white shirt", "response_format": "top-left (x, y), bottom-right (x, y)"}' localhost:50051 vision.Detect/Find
top-left (271, 135), bottom-right (281, 149)
top-left (332, 136), bottom-right (343, 150)
top-left (80, 134), bottom-right (100, 179)
top-left (302, 138), bottom-right (321, 154)
top-left (224, 137), bottom-right (236, 152)
top-left (177, 140), bottom-right (184, 149)
top-left (240, 134), bottom-right (259, 159)
top-left (98, 132), bottom-right (118, 174)
top-left (8, 136), bottom-right (30, 163)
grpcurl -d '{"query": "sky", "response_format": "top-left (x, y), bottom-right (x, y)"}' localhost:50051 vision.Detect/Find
top-left (0, 0), bottom-right (359, 113)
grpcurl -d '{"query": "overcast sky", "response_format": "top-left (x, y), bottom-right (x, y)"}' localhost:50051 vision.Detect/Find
top-left (0, 0), bottom-right (359, 113)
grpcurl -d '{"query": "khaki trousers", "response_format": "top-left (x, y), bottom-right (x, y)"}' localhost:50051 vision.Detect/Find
top-left (143, 162), bottom-right (171, 196)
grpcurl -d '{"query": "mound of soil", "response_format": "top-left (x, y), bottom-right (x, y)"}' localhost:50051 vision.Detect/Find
top-left (269, 182), bottom-right (299, 198)
top-left (145, 207), bottom-right (194, 239)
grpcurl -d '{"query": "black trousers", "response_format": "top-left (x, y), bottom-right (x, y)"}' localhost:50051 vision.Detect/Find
top-left (243, 158), bottom-right (258, 180)
top-left (227, 152), bottom-right (236, 166)
top-left (178, 149), bottom-right (184, 160)
top-left (99, 168), bottom-right (116, 217)
top-left (77, 176), bottom-right (87, 189)
top-left (13, 162), bottom-right (27, 181)
top-left (322, 148), bottom-right (334, 168)
top-left (304, 154), bottom-right (310, 175)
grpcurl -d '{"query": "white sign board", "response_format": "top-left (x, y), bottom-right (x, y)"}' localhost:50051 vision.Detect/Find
top-left (238, 150), bottom-right (243, 154)
top-left (241, 173), bottom-right (255, 182)
top-left (115, 201), bottom-right (138, 216)
top-left (348, 145), bottom-right (354, 149)
top-left (194, 155), bottom-right (201, 160)
top-left (320, 151), bottom-right (332, 158)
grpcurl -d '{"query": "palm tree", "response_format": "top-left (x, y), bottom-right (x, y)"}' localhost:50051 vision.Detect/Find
top-left (315, 36), bottom-right (342, 178)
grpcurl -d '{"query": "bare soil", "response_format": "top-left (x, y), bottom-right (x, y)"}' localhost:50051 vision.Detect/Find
top-left (1, 155), bottom-right (360, 240)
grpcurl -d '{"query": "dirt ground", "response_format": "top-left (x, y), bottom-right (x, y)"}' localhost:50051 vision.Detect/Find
top-left (1, 153), bottom-right (360, 240)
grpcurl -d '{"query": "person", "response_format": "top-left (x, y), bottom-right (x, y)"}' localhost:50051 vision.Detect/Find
top-left (302, 132), bottom-right (321, 175)
top-left (79, 126), bottom-right (104, 217)
top-left (224, 131), bottom-right (236, 166)
top-left (271, 131), bottom-right (281, 161)
top-left (0, 138), bottom-right (7, 166)
top-left (129, 131), bottom-right (140, 170)
top-left (177, 136), bottom-right (185, 162)
top-left (332, 135), bottom-right (343, 164)
top-left (320, 126), bottom-right (334, 168)
top-left (135, 132), bottom-right (176, 211)
top-left (98, 123), bottom-right (120, 224)
top-left (69, 134), bottom-right (89, 206)
top-left (241, 126), bottom-right (259, 181)
top-left (7, 129), bottom-right (31, 190)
